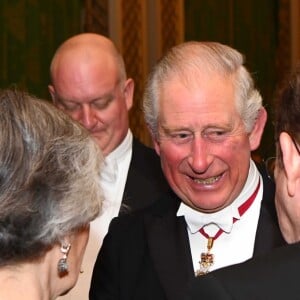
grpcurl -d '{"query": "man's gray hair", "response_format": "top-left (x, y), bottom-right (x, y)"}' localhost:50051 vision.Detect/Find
top-left (143, 41), bottom-right (262, 138)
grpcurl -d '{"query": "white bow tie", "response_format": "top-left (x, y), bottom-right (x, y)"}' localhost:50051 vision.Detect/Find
top-left (100, 158), bottom-right (118, 182)
top-left (186, 211), bottom-right (235, 234)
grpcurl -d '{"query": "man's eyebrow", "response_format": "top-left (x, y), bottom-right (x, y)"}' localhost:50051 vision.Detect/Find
top-left (160, 125), bottom-right (192, 133)
top-left (57, 93), bottom-right (113, 104)
top-left (92, 93), bottom-right (114, 101)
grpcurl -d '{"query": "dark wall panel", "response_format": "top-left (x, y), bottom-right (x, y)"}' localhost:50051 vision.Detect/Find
top-left (0, 0), bottom-right (83, 99)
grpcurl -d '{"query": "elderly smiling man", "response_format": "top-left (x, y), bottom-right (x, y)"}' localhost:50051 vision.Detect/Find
top-left (89, 41), bottom-right (286, 300)
top-left (184, 66), bottom-right (300, 300)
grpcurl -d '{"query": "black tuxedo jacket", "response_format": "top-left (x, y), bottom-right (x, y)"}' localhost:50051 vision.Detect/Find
top-left (120, 138), bottom-right (169, 215)
top-left (185, 242), bottom-right (300, 300)
top-left (90, 164), bottom-right (286, 300)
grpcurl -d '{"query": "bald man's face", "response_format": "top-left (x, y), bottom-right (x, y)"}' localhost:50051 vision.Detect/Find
top-left (49, 52), bottom-right (133, 156)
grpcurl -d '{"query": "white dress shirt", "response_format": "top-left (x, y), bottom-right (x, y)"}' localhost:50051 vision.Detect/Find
top-left (177, 159), bottom-right (263, 274)
top-left (58, 130), bottom-right (133, 300)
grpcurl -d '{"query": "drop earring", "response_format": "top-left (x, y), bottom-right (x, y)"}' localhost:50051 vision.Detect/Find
top-left (57, 243), bottom-right (71, 276)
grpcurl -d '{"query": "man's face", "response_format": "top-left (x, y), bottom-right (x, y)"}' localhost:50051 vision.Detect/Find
top-left (153, 73), bottom-right (262, 213)
top-left (49, 59), bottom-right (133, 156)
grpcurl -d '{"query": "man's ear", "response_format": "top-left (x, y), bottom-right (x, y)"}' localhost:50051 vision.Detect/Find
top-left (149, 129), bottom-right (161, 156)
top-left (280, 132), bottom-right (300, 197)
top-left (153, 139), bottom-right (161, 156)
top-left (48, 85), bottom-right (57, 104)
top-left (249, 107), bottom-right (267, 151)
top-left (123, 78), bottom-right (134, 111)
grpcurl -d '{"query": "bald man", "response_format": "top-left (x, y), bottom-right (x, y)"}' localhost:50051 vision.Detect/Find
top-left (49, 33), bottom-right (168, 300)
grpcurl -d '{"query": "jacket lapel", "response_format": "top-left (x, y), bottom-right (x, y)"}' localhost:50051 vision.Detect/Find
top-left (145, 206), bottom-right (194, 300)
top-left (121, 138), bottom-right (169, 214)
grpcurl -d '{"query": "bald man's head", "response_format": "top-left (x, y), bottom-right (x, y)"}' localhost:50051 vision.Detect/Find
top-left (50, 33), bottom-right (126, 84)
top-left (48, 33), bottom-right (134, 156)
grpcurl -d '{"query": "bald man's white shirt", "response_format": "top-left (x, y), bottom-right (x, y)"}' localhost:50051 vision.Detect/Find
top-left (58, 130), bottom-right (133, 300)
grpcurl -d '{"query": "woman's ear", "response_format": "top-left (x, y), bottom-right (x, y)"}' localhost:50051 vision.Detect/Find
top-left (280, 132), bottom-right (300, 196)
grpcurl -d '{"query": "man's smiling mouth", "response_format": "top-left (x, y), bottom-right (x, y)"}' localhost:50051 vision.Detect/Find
top-left (192, 174), bottom-right (222, 185)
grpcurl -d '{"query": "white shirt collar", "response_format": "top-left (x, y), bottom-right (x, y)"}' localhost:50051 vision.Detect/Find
top-left (100, 130), bottom-right (133, 183)
top-left (106, 129), bottom-right (133, 164)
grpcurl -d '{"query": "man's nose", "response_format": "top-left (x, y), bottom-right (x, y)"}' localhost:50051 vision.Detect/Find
top-left (80, 106), bottom-right (97, 130)
top-left (187, 137), bottom-right (212, 173)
